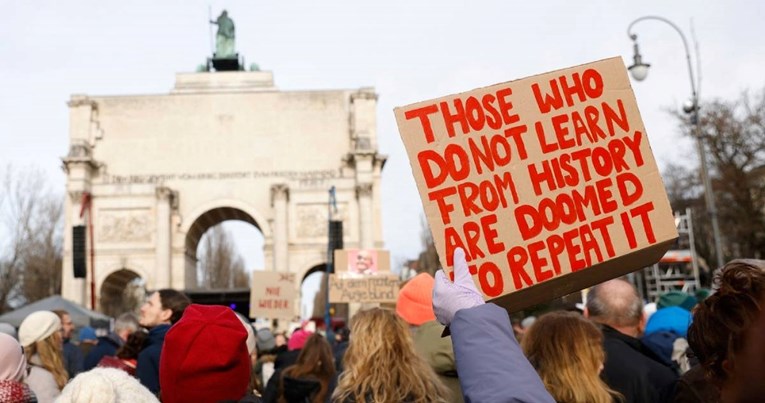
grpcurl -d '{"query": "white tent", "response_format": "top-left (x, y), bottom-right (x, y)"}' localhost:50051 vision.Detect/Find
top-left (0, 295), bottom-right (111, 328)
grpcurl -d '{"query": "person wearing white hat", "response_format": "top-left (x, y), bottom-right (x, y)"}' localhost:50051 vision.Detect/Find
top-left (18, 311), bottom-right (68, 403)
top-left (56, 367), bottom-right (159, 403)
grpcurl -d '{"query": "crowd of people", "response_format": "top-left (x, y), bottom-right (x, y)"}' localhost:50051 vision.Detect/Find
top-left (0, 248), bottom-right (763, 402)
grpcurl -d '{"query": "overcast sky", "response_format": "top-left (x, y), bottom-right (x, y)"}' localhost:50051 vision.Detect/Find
top-left (2, 1), bottom-right (764, 304)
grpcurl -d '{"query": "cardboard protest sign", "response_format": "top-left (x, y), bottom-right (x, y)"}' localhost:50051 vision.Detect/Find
top-left (395, 57), bottom-right (678, 311)
top-left (250, 272), bottom-right (298, 319)
top-left (334, 249), bottom-right (391, 275)
top-left (329, 274), bottom-right (399, 303)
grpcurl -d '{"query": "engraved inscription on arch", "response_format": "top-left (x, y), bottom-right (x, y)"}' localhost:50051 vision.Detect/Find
top-left (98, 209), bottom-right (153, 243)
top-left (296, 203), bottom-right (348, 238)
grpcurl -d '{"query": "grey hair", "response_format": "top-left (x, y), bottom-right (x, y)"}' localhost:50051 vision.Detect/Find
top-left (114, 313), bottom-right (140, 333)
top-left (585, 279), bottom-right (643, 327)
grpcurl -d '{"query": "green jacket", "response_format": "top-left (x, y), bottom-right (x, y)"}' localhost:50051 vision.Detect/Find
top-left (412, 320), bottom-right (464, 403)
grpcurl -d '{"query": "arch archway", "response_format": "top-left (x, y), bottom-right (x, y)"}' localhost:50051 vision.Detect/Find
top-left (100, 269), bottom-right (144, 317)
top-left (185, 206), bottom-right (265, 289)
top-left (302, 263), bottom-right (327, 320)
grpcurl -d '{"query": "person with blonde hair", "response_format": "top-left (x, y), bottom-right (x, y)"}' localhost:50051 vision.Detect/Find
top-left (521, 311), bottom-right (621, 403)
top-left (332, 308), bottom-right (450, 403)
top-left (18, 311), bottom-right (68, 402)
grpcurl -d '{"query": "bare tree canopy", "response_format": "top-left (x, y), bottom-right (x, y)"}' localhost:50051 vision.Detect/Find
top-left (0, 165), bottom-right (63, 313)
top-left (197, 224), bottom-right (249, 289)
top-left (667, 88), bottom-right (765, 263)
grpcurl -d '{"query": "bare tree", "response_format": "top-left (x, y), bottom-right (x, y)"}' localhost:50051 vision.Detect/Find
top-left (197, 224), bottom-right (249, 289)
top-left (415, 215), bottom-right (440, 276)
top-left (0, 165), bottom-right (63, 313)
top-left (670, 88), bottom-right (765, 262)
top-left (21, 196), bottom-right (63, 302)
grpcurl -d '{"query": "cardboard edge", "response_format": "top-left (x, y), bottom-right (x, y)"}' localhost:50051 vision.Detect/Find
top-left (392, 56), bottom-right (626, 113)
top-left (488, 237), bottom-right (677, 313)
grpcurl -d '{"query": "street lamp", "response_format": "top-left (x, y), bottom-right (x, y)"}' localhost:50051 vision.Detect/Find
top-left (626, 16), bottom-right (725, 269)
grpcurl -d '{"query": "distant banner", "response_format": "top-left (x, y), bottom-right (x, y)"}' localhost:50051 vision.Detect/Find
top-left (329, 274), bottom-right (399, 303)
top-left (334, 249), bottom-right (391, 275)
top-left (250, 272), bottom-right (297, 319)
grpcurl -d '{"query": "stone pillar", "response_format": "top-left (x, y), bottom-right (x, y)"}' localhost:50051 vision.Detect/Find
top-left (155, 187), bottom-right (173, 289)
top-left (356, 183), bottom-right (374, 249)
top-left (62, 137), bottom-right (97, 306)
top-left (271, 184), bottom-right (289, 271)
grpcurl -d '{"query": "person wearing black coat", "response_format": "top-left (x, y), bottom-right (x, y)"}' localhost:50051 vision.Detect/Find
top-left (585, 279), bottom-right (678, 403)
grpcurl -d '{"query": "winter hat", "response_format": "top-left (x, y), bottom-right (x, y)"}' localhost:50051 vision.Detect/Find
top-left (18, 311), bottom-right (61, 348)
top-left (0, 323), bottom-right (16, 340)
top-left (0, 333), bottom-right (26, 382)
top-left (57, 367), bottom-right (159, 403)
top-left (694, 288), bottom-right (711, 302)
top-left (287, 329), bottom-right (312, 351)
top-left (396, 273), bottom-right (436, 326)
top-left (159, 304), bottom-right (250, 403)
top-left (256, 328), bottom-right (276, 352)
top-left (644, 306), bottom-right (692, 338)
top-left (657, 291), bottom-right (697, 311)
top-left (78, 327), bottom-right (97, 342)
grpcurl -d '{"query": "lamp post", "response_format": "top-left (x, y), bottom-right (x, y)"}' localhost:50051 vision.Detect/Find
top-left (626, 16), bottom-right (724, 269)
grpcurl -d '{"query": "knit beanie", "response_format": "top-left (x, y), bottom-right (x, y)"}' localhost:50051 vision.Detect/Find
top-left (159, 304), bottom-right (250, 403)
top-left (18, 311), bottom-right (61, 348)
top-left (396, 273), bottom-right (436, 326)
top-left (56, 367), bottom-right (159, 403)
top-left (287, 329), bottom-right (312, 351)
top-left (657, 291), bottom-right (698, 311)
top-left (256, 328), bottom-right (276, 352)
top-left (644, 306), bottom-right (692, 338)
top-left (0, 333), bottom-right (26, 382)
top-left (78, 327), bottom-right (97, 342)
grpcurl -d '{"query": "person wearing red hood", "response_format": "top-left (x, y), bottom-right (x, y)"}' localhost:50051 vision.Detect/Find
top-left (396, 273), bottom-right (463, 403)
top-left (159, 304), bottom-right (257, 403)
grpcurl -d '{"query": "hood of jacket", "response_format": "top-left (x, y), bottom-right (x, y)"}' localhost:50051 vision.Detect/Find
top-left (281, 375), bottom-right (321, 402)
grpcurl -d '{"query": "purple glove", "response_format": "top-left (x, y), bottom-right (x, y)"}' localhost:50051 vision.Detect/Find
top-left (433, 247), bottom-right (485, 326)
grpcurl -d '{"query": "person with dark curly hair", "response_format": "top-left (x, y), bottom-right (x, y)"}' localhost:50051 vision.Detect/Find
top-left (684, 259), bottom-right (765, 403)
top-left (97, 330), bottom-right (148, 376)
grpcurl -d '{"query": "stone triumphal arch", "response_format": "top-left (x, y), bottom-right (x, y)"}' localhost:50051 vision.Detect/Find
top-left (61, 70), bottom-right (385, 313)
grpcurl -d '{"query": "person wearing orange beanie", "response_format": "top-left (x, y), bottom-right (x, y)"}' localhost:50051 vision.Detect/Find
top-left (396, 273), bottom-right (464, 403)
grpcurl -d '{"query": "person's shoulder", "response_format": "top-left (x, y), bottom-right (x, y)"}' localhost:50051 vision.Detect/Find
top-left (137, 342), bottom-right (161, 361)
